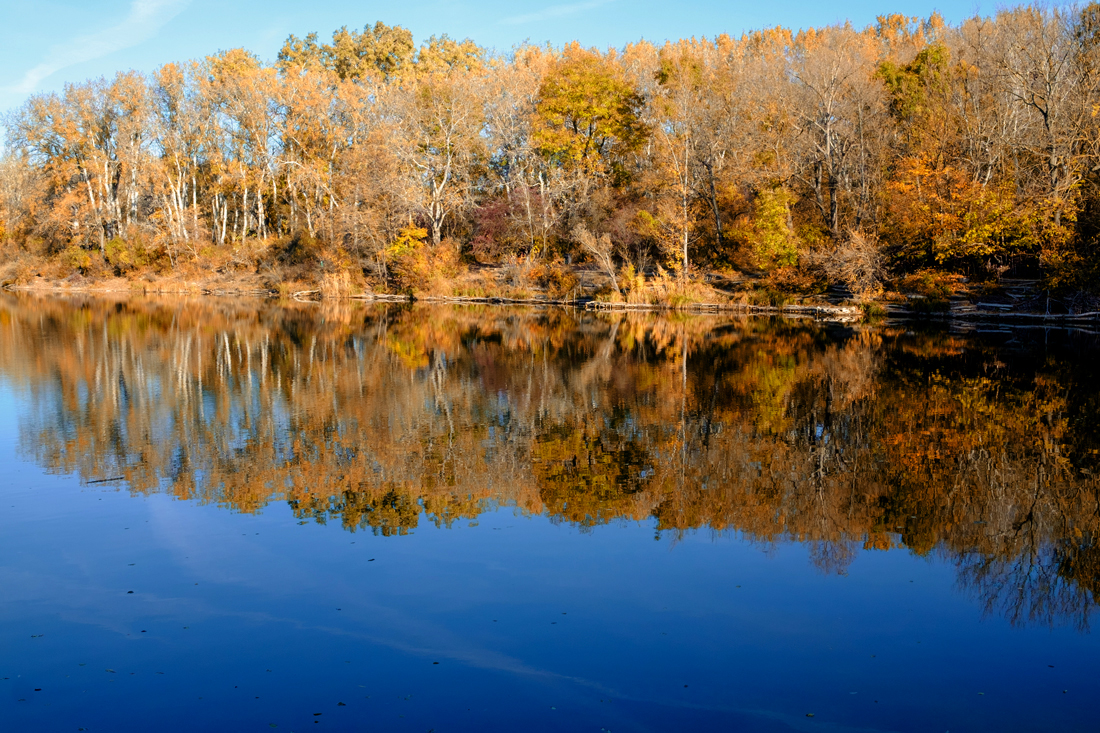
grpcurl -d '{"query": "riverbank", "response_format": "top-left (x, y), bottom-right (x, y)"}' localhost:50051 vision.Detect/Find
top-left (3, 262), bottom-right (1098, 324)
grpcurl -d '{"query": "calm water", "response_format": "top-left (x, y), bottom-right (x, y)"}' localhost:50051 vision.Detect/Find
top-left (1, 295), bottom-right (1098, 732)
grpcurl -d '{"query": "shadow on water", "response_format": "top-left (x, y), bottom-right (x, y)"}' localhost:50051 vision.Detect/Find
top-left (2, 292), bottom-right (1099, 631)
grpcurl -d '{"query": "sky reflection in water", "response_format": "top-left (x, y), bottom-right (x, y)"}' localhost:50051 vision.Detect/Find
top-left (1, 294), bottom-right (1098, 732)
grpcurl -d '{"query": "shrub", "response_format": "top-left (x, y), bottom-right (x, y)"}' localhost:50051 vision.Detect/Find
top-left (531, 259), bottom-right (579, 300)
top-left (749, 286), bottom-right (791, 307)
top-left (805, 230), bottom-right (885, 299)
top-left (278, 230), bottom-right (324, 266)
top-left (619, 263), bottom-right (646, 303)
top-left (61, 245), bottom-right (93, 274)
top-left (387, 225), bottom-right (464, 292)
top-left (105, 237), bottom-right (149, 274)
top-left (752, 187), bottom-right (800, 270)
top-left (763, 265), bottom-right (823, 296)
top-left (895, 270), bottom-right (964, 299)
top-left (0, 254), bottom-right (37, 286)
top-left (861, 302), bottom-right (888, 319)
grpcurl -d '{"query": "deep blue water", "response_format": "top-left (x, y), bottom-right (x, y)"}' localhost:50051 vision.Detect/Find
top-left (1, 297), bottom-right (1098, 732)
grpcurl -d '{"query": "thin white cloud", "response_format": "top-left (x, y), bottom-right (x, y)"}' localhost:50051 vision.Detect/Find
top-left (4, 0), bottom-right (190, 95)
top-left (500, 0), bottom-right (616, 26)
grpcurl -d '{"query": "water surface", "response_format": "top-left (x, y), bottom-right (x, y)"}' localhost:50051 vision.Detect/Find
top-left (2, 294), bottom-right (1098, 732)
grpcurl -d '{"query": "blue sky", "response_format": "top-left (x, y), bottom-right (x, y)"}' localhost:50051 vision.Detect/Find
top-left (1, 0), bottom-right (986, 118)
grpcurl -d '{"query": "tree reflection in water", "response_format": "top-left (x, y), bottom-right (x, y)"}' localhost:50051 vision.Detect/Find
top-left (2, 293), bottom-right (1098, 629)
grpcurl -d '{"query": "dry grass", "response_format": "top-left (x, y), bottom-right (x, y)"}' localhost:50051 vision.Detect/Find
top-left (0, 252), bottom-right (39, 287)
top-left (320, 270), bottom-right (353, 298)
top-left (646, 268), bottom-right (722, 306)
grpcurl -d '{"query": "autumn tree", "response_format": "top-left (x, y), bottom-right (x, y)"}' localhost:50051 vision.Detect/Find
top-left (389, 51), bottom-right (487, 247)
top-left (788, 25), bottom-right (888, 240)
top-left (278, 21), bottom-right (415, 81)
top-left (480, 45), bottom-right (558, 260)
top-left (533, 44), bottom-right (647, 182)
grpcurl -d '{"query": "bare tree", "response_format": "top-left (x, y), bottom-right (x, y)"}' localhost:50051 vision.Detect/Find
top-left (573, 224), bottom-right (620, 296)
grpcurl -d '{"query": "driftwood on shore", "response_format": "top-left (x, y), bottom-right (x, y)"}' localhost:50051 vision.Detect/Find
top-left (342, 291), bottom-right (867, 320)
top-left (7, 282), bottom-right (1100, 325)
top-left (884, 304), bottom-right (1100, 322)
top-left (348, 293), bottom-right (553, 305)
top-left (290, 290), bottom-right (1100, 325)
top-left (344, 290), bottom-right (860, 315)
top-left (584, 300), bottom-right (865, 319)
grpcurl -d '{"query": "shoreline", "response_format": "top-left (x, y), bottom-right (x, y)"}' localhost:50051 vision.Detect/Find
top-left (6, 281), bottom-right (1100, 326)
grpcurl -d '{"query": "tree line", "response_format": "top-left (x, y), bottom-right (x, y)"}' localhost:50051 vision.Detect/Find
top-left (3, 7), bottom-right (1100, 295)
